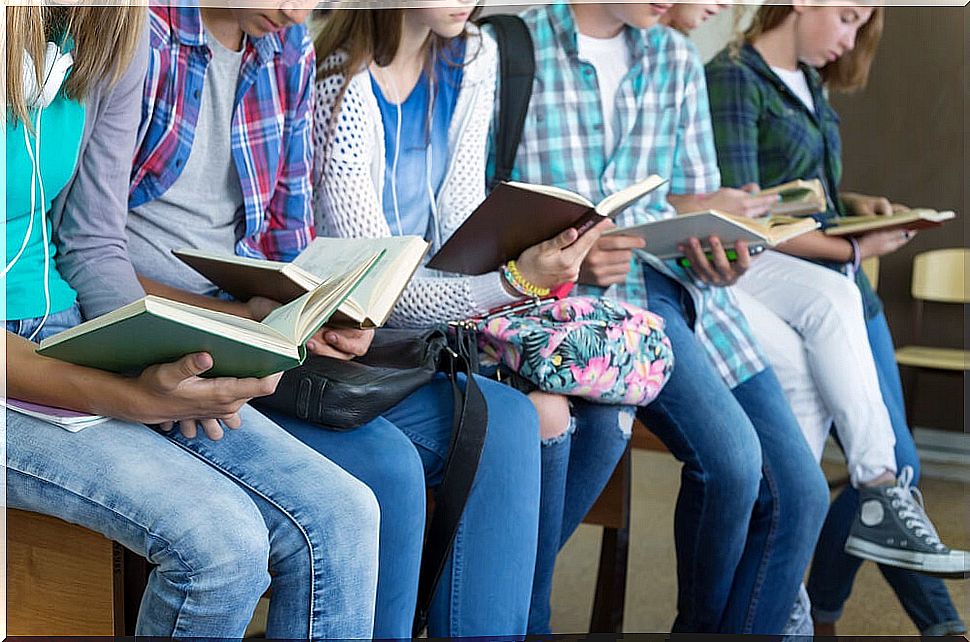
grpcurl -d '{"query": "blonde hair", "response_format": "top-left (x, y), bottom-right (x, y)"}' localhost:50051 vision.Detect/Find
top-left (743, 4), bottom-right (883, 93)
top-left (5, 5), bottom-right (145, 126)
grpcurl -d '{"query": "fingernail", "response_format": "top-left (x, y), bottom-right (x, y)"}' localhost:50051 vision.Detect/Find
top-left (307, 340), bottom-right (317, 351)
top-left (326, 332), bottom-right (338, 343)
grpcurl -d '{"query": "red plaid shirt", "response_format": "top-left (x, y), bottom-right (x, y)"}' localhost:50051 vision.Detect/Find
top-left (130, 5), bottom-right (315, 261)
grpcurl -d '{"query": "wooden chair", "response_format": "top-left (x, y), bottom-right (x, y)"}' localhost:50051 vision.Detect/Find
top-left (894, 248), bottom-right (970, 419)
top-left (6, 508), bottom-right (146, 635)
top-left (583, 422), bottom-right (669, 632)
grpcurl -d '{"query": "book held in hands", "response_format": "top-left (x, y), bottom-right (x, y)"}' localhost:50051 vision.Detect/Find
top-left (427, 175), bottom-right (668, 275)
top-left (174, 236), bottom-right (429, 328)
top-left (37, 251), bottom-right (383, 378)
top-left (761, 178), bottom-right (828, 217)
top-left (605, 210), bottom-right (820, 260)
top-left (823, 208), bottom-right (955, 237)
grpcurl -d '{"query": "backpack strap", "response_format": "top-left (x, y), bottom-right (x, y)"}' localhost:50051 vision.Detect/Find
top-left (478, 14), bottom-right (535, 185)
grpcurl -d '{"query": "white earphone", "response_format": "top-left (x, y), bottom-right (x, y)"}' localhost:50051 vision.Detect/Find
top-left (23, 42), bottom-right (74, 109)
top-left (6, 42), bottom-right (73, 341)
top-left (376, 49), bottom-right (442, 249)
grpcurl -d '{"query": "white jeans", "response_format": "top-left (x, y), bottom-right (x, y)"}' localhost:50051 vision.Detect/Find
top-left (736, 250), bottom-right (896, 485)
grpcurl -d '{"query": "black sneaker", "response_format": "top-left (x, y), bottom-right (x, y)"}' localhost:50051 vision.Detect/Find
top-left (845, 466), bottom-right (969, 579)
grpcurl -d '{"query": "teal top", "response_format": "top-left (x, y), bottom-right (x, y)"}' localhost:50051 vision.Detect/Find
top-left (6, 84), bottom-right (85, 320)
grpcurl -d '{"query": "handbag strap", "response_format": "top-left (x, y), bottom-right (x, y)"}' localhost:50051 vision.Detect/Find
top-left (412, 347), bottom-right (488, 635)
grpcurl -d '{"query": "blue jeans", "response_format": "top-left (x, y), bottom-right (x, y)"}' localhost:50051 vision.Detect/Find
top-left (528, 401), bottom-right (634, 633)
top-left (267, 372), bottom-right (542, 638)
top-left (7, 306), bottom-right (380, 638)
top-left (807, 311), bottom-right (966, 636)
top-left (636, 268), bottom-right (829, 634)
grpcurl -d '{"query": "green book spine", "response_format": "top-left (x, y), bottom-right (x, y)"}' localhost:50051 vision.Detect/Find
top-left (38, 311), bottom-right (301, 378)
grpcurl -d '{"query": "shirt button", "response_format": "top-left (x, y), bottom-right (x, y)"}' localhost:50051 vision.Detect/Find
top-left (175, 157), bottom-right (184, 168)
top-left (193, 89), bottom-right (201, 100)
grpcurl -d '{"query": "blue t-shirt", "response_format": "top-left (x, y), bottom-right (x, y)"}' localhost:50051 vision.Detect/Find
top-left (6, 71), bottom-right (84, 321)
top-left (371, 40), bottom-right (464, 239)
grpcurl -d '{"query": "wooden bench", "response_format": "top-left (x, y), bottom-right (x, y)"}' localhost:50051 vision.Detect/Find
top-left (581, 421), bottom-right (669, 632)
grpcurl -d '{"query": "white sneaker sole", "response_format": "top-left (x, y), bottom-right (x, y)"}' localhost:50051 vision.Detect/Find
top-left (845, 536), bottom-right (970, 579)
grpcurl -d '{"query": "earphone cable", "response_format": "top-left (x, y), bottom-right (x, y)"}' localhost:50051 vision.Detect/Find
top-left (28, 105), bottom-right (53, 342)
top-left (6, 126), bottom-right (40, 276)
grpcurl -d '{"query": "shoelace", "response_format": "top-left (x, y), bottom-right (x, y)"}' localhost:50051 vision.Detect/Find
top-left (887, 466), bottom-right (947, 552)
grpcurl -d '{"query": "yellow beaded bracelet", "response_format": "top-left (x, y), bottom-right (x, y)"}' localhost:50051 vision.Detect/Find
top-left (505, 260), bottom-right (551, 298)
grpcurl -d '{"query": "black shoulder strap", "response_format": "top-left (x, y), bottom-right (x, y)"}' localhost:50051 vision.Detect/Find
top-left (412, 333), bottom-right (488, 636)
top-left (478, 14), bottom-right (536, 185)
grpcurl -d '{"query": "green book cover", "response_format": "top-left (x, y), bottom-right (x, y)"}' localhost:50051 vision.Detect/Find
top-left (37, 298), bottom-right (302, 378)
top-left (37, 250), bottom-right (384, 378)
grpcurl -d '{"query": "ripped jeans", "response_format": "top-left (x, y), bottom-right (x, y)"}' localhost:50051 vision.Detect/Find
top-left (528, 400), bottom-right (636, 634)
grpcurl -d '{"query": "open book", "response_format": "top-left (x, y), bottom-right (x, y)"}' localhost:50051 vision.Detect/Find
top-left (762, 179), bottom-right (828, 217)
top-left (174, 236), bottom-right (429, 328)
top-left (823, 208), bottom-right (956, 237)
top-left (607, 210), bottom-right (820, 260)
top-left (427, 175), bottom-right (668, 275)
top-left (2, 398), bottom-right (110, 432)
top-left (37, 252), bottom-right (382, 378)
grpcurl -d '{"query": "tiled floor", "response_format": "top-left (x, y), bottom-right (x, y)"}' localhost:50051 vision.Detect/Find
top-left (549, 449), bottom-right (970, 635)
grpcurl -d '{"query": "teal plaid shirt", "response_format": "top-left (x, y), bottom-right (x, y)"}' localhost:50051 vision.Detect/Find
top-left (705, 43), bottom-right (881, 318)
top-left (486, 3), bottom-right (768, 388)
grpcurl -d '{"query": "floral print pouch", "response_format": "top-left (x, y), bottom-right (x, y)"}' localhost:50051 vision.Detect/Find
top-left (473, 296), bottom-right (674, 406)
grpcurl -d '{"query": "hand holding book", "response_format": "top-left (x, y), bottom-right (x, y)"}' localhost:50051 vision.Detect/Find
top-left (511, 218), bottom-right (613, 292)
top-left (677, 236), bottom-right (755, 287)
top-left (578, 223), bottom-right (647, 287)
top-left (145, 352), bottom-right (282, 441)
top-left (306, 326), bottom-right (375, 361)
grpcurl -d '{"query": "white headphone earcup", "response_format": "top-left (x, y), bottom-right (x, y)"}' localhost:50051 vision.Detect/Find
top-left (22, 42), bottom-right (73, 109)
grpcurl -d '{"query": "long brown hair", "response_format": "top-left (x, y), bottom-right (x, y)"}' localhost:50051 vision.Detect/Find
top-left (5, 5), bottom-right (145, 126)
top-left (313, 7), bottom-right (481, 113)
top-left (744, 3), bottom-right (884, 92)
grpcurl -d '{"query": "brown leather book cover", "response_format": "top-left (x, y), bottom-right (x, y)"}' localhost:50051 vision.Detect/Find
top-left (173, 250), bottom-right (313, 303)
top-left (426, 183), bottom-right (602, 275)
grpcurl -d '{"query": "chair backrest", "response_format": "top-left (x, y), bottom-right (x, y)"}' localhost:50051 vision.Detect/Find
top-left (911, 248), bottom-right (969, 303)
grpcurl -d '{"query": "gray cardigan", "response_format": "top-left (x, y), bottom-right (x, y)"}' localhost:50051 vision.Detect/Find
top-left (51, 23), bottom-right (149, 320)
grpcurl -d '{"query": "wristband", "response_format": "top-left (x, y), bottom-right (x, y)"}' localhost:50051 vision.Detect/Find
top-left (503, 260), bottom-right (551, 298)
top-left (848, 237), bottom-right (862, 275)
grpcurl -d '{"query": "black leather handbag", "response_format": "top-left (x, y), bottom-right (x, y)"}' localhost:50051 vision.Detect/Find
top-left (252, 325), bottom-right (486, 635)
top-left (254, 327), bottom-right (453, 430)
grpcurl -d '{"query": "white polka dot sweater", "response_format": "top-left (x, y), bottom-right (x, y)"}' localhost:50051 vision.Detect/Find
top-left (311, 27), bottom-right (520, 328)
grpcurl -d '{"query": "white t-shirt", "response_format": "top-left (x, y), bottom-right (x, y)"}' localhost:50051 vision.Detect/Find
top-left (770, 65), bottom-right (815, 113)
top-left (577, 31), bottom-right (632, 155)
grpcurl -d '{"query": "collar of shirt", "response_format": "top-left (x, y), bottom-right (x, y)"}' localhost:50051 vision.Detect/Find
top-left (163, 5), bottom-right (283, 66)
top-left (738, 42), bottom-right (828, 125)
top-left (546, 2), bottom-right (650, 62)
